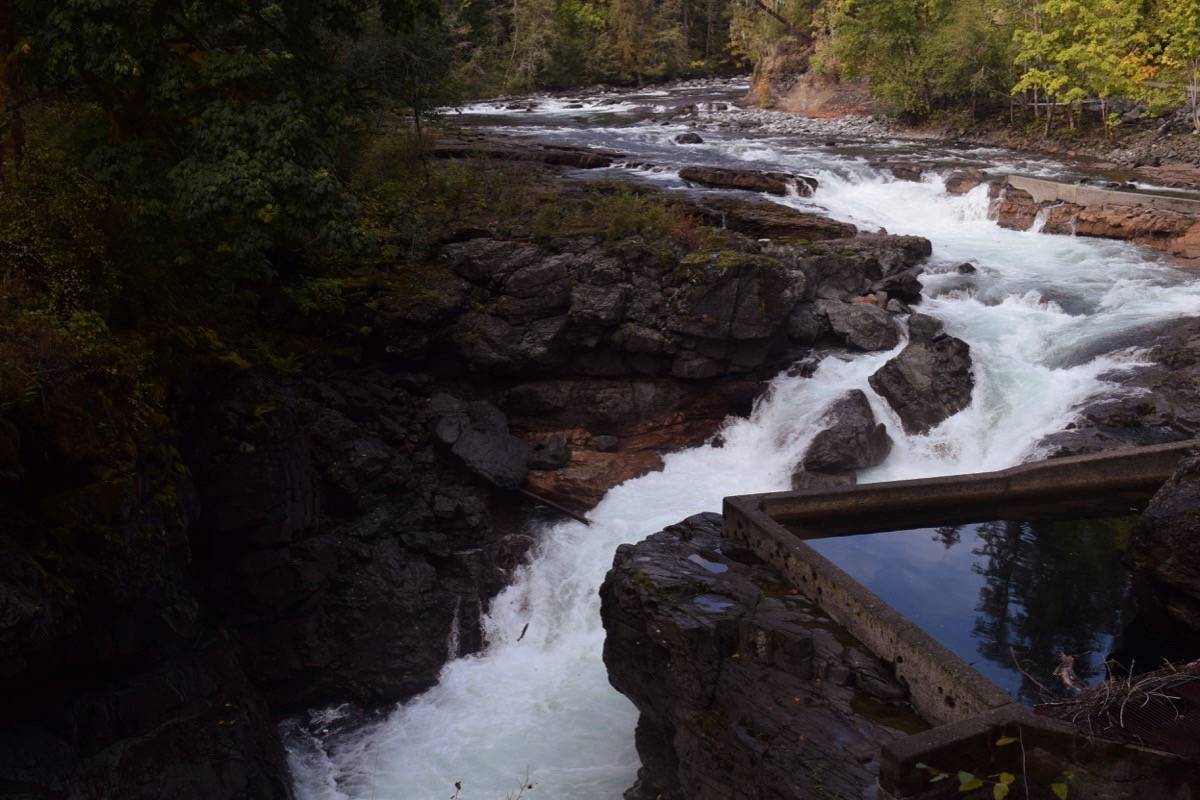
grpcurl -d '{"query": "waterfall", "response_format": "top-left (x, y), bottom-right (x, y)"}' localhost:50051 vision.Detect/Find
top-left (446, 598), bottom-right (462, 662)
top-left (287, 85), bottom-right (1200, 800)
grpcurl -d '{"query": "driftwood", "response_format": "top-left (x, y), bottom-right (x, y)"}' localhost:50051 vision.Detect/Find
top-left (1036, 658), bottom-right (1200, 757)
top-left (519, 487), bottom-right (591, 526)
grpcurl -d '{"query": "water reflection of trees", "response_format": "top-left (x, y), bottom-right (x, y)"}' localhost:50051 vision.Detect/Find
top-left (952, 518), bottom-right (1132, 703)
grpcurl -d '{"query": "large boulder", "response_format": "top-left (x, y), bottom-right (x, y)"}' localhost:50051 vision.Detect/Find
top-left (682, 196), bottom-right (856, 241)
top-left (802, 390), bottom-right (893, 474)
top-left (868, 314), bottom-right (974, 434)
top-left (601, 513), bottom-right (919, 800)
top-left (432, 395), bottom-right (529, 490)
top-left (944, 169), bottom-right (987, 195)
top-left (1128, 449), bottom-right (1200, 639)
top-left (872, 268), bottom-right (923, 304)
top-left (820, 300), bottom-right (902, 351)
top-left (678, 165), bottom-right (817, 197)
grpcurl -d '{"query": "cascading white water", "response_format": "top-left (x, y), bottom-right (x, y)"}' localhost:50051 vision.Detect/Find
top-left (287, 98), bottom-right (1200, 800)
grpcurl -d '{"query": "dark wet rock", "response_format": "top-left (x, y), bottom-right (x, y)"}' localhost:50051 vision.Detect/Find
top-left (1037, 317), bottom-right (1200, 457)
top-left (944, 169), bottom-right (987, 195)
top-left (956, 261), bottom-right (977, 274)
top-left (432, 395), bottom-right (530, 490)
top-left (820, 299), bottom-right (902, 351)
top-left (529, 437), bottom-right (571, 470)
top-left (1129, 449), bottom-right (1200, 640)
top-left (601, 513), bottom-right (924, 800)
top-left (779, 234), bottom-right (932, 302)
top-left (785, 303), bottom-right (828, 344)
top-left (0, 171), bottom-right (935, 796)
top-left (873, 268), bottom-right (923, 304)
top-left (434, 137), bottom-right (622, 169)
top-left (681, 196), bottom-right (857, 241)
top-left (673, 132), bottom-right (704, 144)
top-left (592, 434), bottom-right (619, 452)
top-left (869, 160), bottom-right (931, 182)
top-left (678, 165), bottom-right (817, 196)
top-left (869, 323), bottom-right (974, 434)
top-left (907, 312), bottom-right (944, 340)
top-left (787, 353), bottom-right (825, 378)
top-left (802, 390), bottom-right (893, 473)
top-left (0, 636), bottom-right (294, 800)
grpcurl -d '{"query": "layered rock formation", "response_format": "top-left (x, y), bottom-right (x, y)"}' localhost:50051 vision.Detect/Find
top-left (991, 183), bottom-right (1200, 263)
top-left (678, 165), bottom-right (817, 196)
top-left (0, 159), bottom-right (935, 798)
top-left (1038, 315), bottom-right (1200, 456)
top-left (744, 36), bottom-right (874, 117)
top-left (601, 513), bottom-right (926, 800)
top-left (429, 217), bottom-right (930, 507)
top-left (1129, 448), bottom-right (1200, 640)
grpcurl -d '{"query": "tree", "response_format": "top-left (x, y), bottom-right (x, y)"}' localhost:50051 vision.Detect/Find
top-left (3, 0), bottom-right (440, 278)
top-left (1158, 0), bottom-right (1200, 130)
top-left (829, 0), bottom-right (1017, 116)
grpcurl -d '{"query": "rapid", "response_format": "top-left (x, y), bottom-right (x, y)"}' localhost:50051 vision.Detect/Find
top-left (286, 80), bottom-right (1200, 800)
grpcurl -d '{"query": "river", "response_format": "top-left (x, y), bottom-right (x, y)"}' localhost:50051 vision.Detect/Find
top-left (286, 79), bottom-right (1200, 800)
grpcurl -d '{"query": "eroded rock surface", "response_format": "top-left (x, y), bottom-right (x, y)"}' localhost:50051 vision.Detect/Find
top-left (0, 161), bottom-right (934, 797)
top-left (679, 165), bottom-right (817, 196)
top-left (1129, 449), bottom-right (1200, 640)
top-left (601, 513), bottom-right (926, 800)
top-left (992, 182), bottom-right (1200, 262)
top-left (869, 314), bottom-right (974, 434)
top-left (802, 389), bottom-right (893, 474)
top-left (680, 196), bottom-right (857, 242)
top-left (1038, 316), bottom-right (1200, 457)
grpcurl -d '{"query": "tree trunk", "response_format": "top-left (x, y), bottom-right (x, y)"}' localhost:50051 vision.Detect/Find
top-left (753, 0), bottom-right (797, 35)
top-left (1190, 58), bottom-right (1200, 132)
top-left (0, 2), bottom-right (25, 175)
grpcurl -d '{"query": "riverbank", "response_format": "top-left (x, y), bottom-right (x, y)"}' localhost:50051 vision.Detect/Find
top-left (0, 133), bottom-right (949, 799)
top-left (909, 114), bottom-right (1200, 191)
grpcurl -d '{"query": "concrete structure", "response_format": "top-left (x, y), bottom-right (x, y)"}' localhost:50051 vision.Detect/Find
top-left (1007, 174), bottom-right (1200, 215)
top-left (721, 440), bottom-right (1199, 798)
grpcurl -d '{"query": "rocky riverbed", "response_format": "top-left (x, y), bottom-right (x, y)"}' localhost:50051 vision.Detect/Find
top-left (9, 75), bottom-right (1200, 800)
top-left (0, 151), bottom-right (958, 799)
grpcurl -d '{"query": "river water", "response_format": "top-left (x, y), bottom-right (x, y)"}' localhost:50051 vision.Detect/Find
top-left (286, 79), bottom-right (1200, 800)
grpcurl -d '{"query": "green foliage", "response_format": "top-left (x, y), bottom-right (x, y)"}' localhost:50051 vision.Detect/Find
top-left (917, 745), bottom-right (1064, 800)
top-left (5, 0), bottom-right (447, 279)
top-left (830, 0), bottom-right (1021, 114)
top-left (443, 0), bottom-right (740, 95)
top-left (285, 277), bottom-right (348, 317)
top-left (592, 187), bottom-right (682, 242)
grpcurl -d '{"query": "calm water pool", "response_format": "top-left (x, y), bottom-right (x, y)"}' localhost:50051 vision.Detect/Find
top-left (808, 516), bottom-right (1140, 703)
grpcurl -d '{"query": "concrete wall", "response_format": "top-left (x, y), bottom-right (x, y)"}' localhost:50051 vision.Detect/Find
top-left (1007, 174), bottom-right (1200, 215)
top-left (723, 496), bottom-right (1014, 728)
top-left (722, 441), bottom-right (1196, 729)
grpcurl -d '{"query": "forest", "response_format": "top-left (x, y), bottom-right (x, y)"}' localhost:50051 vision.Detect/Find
top-left (420, 0), bottom-right (1200, 128)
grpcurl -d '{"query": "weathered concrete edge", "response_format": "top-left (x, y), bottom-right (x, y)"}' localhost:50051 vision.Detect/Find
top-left (723, 495), bottom-right (1013, 728)
top-left (876, 704), bottom-right (1198, 799)
top-left (723, 441), bottom-right (1198, 796)
top-left (760, 439), bottom-right (1193, 523)
top-left (1007, 174), bottom-right (1200, 215)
